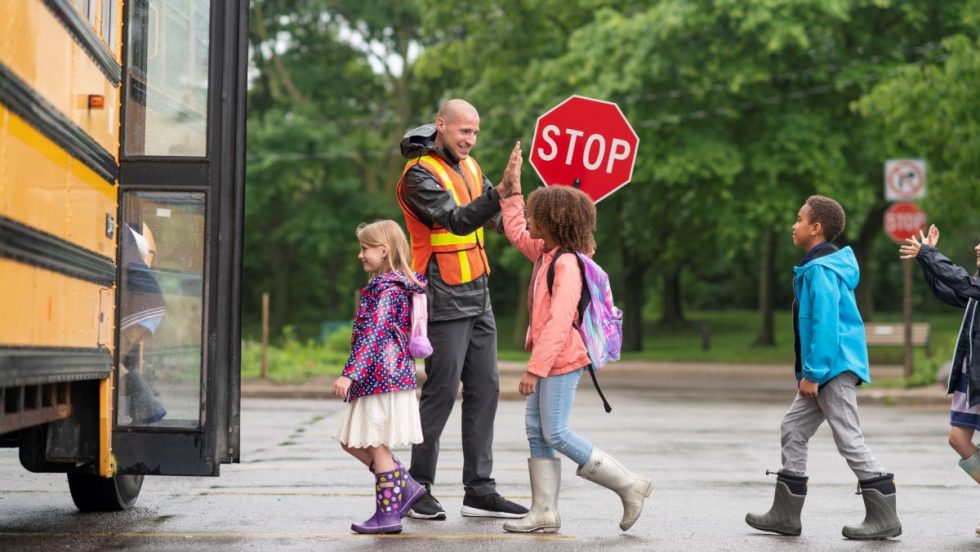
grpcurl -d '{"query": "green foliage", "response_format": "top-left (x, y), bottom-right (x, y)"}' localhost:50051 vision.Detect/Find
top-left (857, 35), bottom-right (980, 229)
top-left (241, 325), bottom-right (352, 383)
top-left (244, 0), bottom-right (980, 351)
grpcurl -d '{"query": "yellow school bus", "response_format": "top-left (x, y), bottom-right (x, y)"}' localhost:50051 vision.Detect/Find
top-left (0, 0), bottom-right (247, 510)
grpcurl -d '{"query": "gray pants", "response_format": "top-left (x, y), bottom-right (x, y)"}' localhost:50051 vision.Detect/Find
top-left (780, 372), bottom-right (886, 480)
top-left (410, 310), bottom-right (499, 496)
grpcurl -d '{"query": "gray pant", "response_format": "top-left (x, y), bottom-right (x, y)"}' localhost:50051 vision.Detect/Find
top-left (780, 372), bottom-right (886, 480)
top-left (410, 309), bottom-right (499, 496)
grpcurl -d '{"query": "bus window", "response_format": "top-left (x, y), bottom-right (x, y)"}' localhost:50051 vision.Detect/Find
top-left (117, 192), bottom-right (206, 428)
top-left (124, 0), bottom-right (210, 157)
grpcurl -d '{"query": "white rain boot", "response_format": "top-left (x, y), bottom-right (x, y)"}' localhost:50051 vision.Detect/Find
top-left (503, 458), bottom-right (561, 533)
top-left (576, 447), bottom-right (651, 531)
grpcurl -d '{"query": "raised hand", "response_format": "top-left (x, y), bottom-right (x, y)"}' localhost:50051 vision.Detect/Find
top-left (498, 141), bottom-right (523, 198)
top-left (924, 224), bottom-right (940, 247)
top-left (899, 233), bottom-right (923, 260)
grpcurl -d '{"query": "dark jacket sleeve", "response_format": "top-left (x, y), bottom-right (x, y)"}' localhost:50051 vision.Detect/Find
top-left (482, 175), bottom-right (503, 233)
top-left (399, 163), bottom-right (501, 235)
top-left (917, 245), bottom-right (977, 308)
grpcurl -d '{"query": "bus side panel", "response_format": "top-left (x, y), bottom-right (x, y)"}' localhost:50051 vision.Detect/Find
top-left (0, 259), bottom-right (110, 350)
top-left (0, 0), bottom-right (121, 157)
top-left (0, 106), bottom-right (117, 259)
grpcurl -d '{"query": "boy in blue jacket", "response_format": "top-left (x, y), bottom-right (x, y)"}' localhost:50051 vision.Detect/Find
top-left (746, 196), bottom-right (902, 540)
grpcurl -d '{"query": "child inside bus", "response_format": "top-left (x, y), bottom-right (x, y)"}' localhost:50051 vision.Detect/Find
top-left (332, 220), bottom-right (427, 534)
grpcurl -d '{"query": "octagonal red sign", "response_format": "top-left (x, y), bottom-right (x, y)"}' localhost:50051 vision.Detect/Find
top-left (528, 95), bottom-right (639, 203)
top-left (884, 202), bottom-right (927, 245)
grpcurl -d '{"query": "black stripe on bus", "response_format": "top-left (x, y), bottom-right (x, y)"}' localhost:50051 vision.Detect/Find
top-left (0, 347), bottom-right (112, 387)
top-left (42, 0), bottom-right (122, 86)
top-left (0, 216), bottom-right (115, 287)
top-left (0, 62), bottom-right (119, 184)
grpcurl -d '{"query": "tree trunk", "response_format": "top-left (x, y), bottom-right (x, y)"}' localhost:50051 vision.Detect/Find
top-left (853, 200), bottom-right (887, 320)
top-left (622, 254), bottom-right (647, 352)
top-left (658, 268), bottom-right (686, 329)
top-left (752, 229), bottom-right (778, 347)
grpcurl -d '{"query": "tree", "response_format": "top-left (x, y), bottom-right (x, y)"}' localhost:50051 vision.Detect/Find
top-left (246, 1), bottom-right (424, 334)
top-left (858, 35), bottom-right (980, 230)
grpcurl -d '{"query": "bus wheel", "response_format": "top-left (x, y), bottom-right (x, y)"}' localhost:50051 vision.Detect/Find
top-left (67, 473), bottom-right (144, 511)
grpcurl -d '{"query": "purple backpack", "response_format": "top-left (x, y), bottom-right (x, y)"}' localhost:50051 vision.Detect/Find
top-left (408, 293), bottom-right (433, 359)
top-left (547, 250), bottom-right (624, 412)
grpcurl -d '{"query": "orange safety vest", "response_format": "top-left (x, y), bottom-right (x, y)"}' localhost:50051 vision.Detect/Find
top-left (396, 154), bottom-right (491, 285)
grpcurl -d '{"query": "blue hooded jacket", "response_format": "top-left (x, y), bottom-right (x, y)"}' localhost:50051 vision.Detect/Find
top-left (792, 246), bottom-right (870, 386)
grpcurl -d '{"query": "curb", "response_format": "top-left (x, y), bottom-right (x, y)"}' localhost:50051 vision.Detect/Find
top-left (241, 362), bottom-right (950, 407)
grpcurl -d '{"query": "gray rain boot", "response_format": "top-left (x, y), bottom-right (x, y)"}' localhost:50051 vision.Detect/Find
top-left (958, 450), bottom-right (980, 484)
top-left (745, 471), bottom-right (807, 536)
top-left (576, 447), bottom-right (651, 531)
top-left (842, 473), bottom-right (902, 540)
top-left (504, 458), bottom-right (561, 533)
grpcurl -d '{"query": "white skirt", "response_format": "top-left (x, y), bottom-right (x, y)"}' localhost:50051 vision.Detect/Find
top-left (336, 389), bottom-right (423, 448)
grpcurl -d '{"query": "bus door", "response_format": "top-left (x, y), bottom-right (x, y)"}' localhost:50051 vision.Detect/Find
top-left (113, 0), bottom-right (246, 476)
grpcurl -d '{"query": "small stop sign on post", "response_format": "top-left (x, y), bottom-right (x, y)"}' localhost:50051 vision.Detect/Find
top-left (528, 95), bottom-right (639, 203)
top-left (884, 202), bottom-right (927, 244)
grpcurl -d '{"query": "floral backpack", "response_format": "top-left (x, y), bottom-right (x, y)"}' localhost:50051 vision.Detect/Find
top-left (408, 292), bottom-right (433, 359)
top-left (547, 250), bottom-right (624, 412)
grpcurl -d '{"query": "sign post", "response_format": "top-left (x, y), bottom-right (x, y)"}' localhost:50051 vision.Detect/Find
top-left (528, 95), bottom-right (639, 203)
top-left (884, 201), bottom-right (927, 379)
top-left (883, 159), bottom-right (928, 379)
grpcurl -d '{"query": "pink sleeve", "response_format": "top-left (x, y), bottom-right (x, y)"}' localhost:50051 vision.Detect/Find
top-left (501, 194), bottom-right (544, 262)
top-left (526, 254), bottom-right (582, 377)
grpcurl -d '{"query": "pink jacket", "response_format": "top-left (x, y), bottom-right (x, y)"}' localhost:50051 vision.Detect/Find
top-left (501, 195), bottom-right (591, 377)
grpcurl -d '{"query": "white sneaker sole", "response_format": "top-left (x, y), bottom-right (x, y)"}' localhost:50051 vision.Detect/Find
top-left (460, 505), bottom-right (527, 519)
top-left (407, 509), bottom-right (446, 520)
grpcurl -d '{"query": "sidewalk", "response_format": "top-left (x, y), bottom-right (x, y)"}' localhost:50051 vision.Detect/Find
top-left (241, 360), bottom-right (950, 407)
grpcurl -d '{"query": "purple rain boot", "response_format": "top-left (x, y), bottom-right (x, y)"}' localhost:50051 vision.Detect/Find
top-left (393, 457), bottom-right (425, 518)
top-left (370, 456), bottom-right (425, 519)
top-left (352, 468), bottom-right (404, 534)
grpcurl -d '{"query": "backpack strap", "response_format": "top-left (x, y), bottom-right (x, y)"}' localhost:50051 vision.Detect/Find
top-left (587, 364), bottom-right (613, 413)
top-left (546, 249), bottom-right (592, 328)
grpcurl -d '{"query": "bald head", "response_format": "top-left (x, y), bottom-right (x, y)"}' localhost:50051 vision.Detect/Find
top-left (435, 99), bottom-right (480, 160)
top-left (437, 99), bottom-right (479, 124)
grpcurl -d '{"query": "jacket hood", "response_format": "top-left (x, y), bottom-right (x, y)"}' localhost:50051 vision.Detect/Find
top-left (400, 124), bottom-right (437, 159)
top-left (794, 246), bottom-right (860, 290)
top-left (367, 271), bottom-right (427, 296)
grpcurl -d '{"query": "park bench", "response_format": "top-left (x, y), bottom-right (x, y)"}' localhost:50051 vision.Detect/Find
top-left (865, 322), bottom-right (932, 357)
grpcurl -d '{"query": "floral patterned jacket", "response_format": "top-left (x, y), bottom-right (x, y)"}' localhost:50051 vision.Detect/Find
top-left (342, 271), bottom-right (426, 401)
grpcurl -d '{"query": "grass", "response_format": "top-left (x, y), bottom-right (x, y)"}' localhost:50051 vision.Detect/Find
top-left (241, 325), bottom-right (351, 384)
top-left (242, 310), bottom-right (964, 386)
top-left (633, 309), bottom-right (961, 365)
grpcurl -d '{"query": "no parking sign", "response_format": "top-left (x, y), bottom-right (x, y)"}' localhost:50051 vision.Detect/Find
top-left (884, 159), bottom-right (927, 201)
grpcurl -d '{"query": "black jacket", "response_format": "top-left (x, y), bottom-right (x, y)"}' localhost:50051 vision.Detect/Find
top-left (917, 245), bottom-right (980, 406)
top-left (397, 124), bottom-right (503, 321)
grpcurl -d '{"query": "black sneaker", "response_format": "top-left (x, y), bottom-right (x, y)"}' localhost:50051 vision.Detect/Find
top-left (461, 492), bottom-right (529, 518)
top-left (407, 485), bottom-right (446, 520)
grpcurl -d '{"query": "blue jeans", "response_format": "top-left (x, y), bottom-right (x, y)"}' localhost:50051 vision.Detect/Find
top-left (525, 367), bottom-right (594, 466)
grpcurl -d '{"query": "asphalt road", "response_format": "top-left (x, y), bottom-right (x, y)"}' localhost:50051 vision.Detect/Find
top-left (1, 387), bottom-right (977, 551)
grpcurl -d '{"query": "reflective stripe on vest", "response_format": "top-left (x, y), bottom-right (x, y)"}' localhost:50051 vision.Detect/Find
top-left (396, 154), bottom-right (491, 284)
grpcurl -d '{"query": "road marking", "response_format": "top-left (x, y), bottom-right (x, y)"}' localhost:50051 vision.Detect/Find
top-left (0, 531), bottom-right (574, 541)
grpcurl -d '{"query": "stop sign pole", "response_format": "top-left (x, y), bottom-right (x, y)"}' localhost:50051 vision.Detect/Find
top-left (528, 95), bottom-right (639, 203)
top-left (884, 201), bottom-right (928, 379)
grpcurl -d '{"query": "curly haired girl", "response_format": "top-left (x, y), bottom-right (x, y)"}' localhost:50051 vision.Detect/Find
top-left (497, 160), bottom-right (651, 534)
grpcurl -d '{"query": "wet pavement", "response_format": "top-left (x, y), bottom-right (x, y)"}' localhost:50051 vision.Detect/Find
top-left (1, 386), bottom-right (978, 551)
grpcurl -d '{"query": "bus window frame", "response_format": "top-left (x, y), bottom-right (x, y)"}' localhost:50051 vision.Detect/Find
top-left (112, 0), bottom-right (244, 475)
top-left (121, 0), bottom-right (213, 161)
